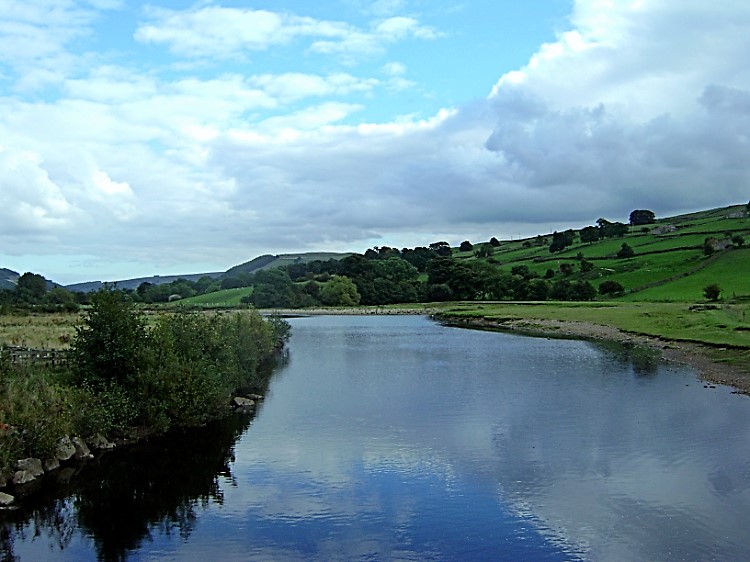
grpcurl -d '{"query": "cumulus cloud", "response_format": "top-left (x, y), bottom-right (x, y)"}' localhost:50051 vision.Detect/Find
top-left (0, 146), bottom-right (78, 241)
top-left (483, 0), bottom-right (750, 214)
top-left (2, 0), bottom-right (750, 282)
top-left (134, 6), bottom-right (338, 58)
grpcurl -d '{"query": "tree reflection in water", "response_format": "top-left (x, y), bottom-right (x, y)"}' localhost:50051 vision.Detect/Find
top-left (1, 412), bottom-right (254, 562)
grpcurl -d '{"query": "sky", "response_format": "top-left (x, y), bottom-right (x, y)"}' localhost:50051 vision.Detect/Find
top-left (1, 0), bottom-right (749, 285)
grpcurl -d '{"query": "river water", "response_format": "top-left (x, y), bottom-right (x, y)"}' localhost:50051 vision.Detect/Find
top-left (3, 315), bottom-right (750, 561)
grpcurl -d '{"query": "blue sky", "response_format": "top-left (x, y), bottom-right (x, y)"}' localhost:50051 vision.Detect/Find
top-left (1, 0), bottom-right (749, 284)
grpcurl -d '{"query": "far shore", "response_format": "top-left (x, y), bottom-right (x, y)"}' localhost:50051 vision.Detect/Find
top-left (262, 306), bottom-right (750, 395)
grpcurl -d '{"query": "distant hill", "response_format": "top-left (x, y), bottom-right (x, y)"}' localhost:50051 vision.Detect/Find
top-left (0, 268), bottom-right (19, 290)
top-left (66, 272), bottom-right (223, 293)
top-left (62, 252), bottom-right (352, 292)
top-left (223, 252), bottom-right (352, 278)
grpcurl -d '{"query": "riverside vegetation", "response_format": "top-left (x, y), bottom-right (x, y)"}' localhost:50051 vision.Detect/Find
top-left (2, 203), bottom-right (750, 480)
top-left (0, 290), bottom-right (290, 487)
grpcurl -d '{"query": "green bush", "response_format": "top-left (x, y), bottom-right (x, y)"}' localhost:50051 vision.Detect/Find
top-left (0, 292), bottom-right (289, 463)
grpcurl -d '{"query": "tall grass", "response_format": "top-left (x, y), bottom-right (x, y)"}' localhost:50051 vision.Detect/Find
top-left (0, 291), bottom-right (288, 472)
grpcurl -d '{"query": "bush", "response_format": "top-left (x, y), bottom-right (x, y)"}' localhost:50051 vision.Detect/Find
top-left (0, 362), bottom-right (79, 468)
top-left (703, 283), bottom-right (722, 302)
top-left (599, 280), bottom-right (625, 296)
top-left (617, 243), bottom-right (635, 259)
top-left (70, 290), bottom-right (150, 389)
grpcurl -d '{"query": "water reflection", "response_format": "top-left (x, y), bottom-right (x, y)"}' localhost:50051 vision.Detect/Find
top-left (3, 316), bottom-right (750, 561)
top-left (1, 413), bottom-right (254, 561)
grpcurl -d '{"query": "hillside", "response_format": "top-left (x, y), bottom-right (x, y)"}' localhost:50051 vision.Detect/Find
top-left (4, 205), bottom-right (748, 302)
top-left (0, 268), bottom-right (19, 291)
top-left (224, 252), bottom-right (352, 278)
top-left (457, 204), bottom-right (750, 301)
top-left (66, 272), bottom-right (223, 293)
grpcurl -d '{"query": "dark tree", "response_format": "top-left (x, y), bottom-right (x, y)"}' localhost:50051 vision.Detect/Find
top-left (475, 244), bottom-right (494, 258)
top-left (629, 209), bottom-right (656, 225)
top-left (703, 283), bottom-right (721, 302)
top-left (599, 280), bottom-right (625, 296)
top-left (459, 240), bottom-right (474, 252)
top-left (17, 272), bottom-right (47, 301)
top-left (598, 219), bottom-right (629, 238)
top-left (489, 237), bottom-right (501, 247)
top-left (580, 225), bottom-right (601, 244)
top-left (549, 230), bottom-right (575, 253)
top-left (429, 241), bottom-right (452, 257)
top-left (617, 243), bottom-right (635, 259)
top-left (703, 237), bottom-right (717, 256)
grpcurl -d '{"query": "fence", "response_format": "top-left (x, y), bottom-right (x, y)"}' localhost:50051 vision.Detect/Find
top-left (1, 346), bottom-right (69, 366)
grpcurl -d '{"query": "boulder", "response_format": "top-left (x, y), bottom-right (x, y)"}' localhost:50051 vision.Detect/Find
top-left (0, 492), bottom-right (14, 507)
top-left (43, 458), bottom-right (61, 472)
top-left (248, 393), bottom-right (264, 401)
top-left (89, 433), bottom-right (116, 450)
top-left (56, 436), bottom-right (76, 461)
top-left (12, 470), bottom-right (37, 485)
top-left (71, 437), bottom-right (93, 460)
top-left (15, 458), bottom-right (43, 478)
top-left (232, 396), bottom-right (255, 409)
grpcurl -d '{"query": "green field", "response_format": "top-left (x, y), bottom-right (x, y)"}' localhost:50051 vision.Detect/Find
top-left (471, 204), bottom-right (750, 302)
top-left (177, 287), bottom-right (253, 307)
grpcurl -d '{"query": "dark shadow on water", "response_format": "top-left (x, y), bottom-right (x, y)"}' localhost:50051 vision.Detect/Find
top-left (1, 412), bottom-right (254, 562)
top-left (1, 352), bottom-right (288, 562)
top-left (592, 340), bottom-right (662, 377)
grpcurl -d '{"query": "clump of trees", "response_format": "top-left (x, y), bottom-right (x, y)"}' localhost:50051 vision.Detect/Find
top-left (0, 290), bottom-right (289, 470)
top-left (0, 272), bottom-right (80, 312)
top-left (629, 209), bottom-right (656, 225)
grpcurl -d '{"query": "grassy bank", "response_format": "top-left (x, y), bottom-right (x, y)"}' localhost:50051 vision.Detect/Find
top-left (0, 293), bottom-right (289, 475)
top-left (430, 301), bottom-right (750, 389)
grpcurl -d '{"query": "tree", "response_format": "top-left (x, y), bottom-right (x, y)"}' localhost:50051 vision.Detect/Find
top-left (703, 283), bottom-right (721, 302)
top-left (629, 209), bottom-right (656, 225)
top-left (549, 230), bottom-right (575, 253)
top-left (580, 226), bottom-right (601, 244)
top-left (703, 237), bottom-right (717, 256)
top-left (475, 244), bottom-right (494, 258)
top-left (17, 272), bottom-right (47, 302)
top-left (599, 280), bottom-right (625, 296)
top-left (320, 276), bottom-right (361, 306)
top-left (459, 240), bottom-right (474, 252)
top-left (429, 241), bottom-right (452, 257)
top-left (43, 287), bottom-right (79, 311)
top-left (617, 243), bottom-right (635, 259)
top-left (489, 237), bottom-right (500, 247)
top-left (598, 220), bottom-right (629, 238)
top-left (70, 290), bottom-right (149, 388)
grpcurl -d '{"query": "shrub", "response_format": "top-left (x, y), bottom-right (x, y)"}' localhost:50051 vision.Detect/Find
top-left (703, 283), bottom-right (722, 302)
top-left (69, 290), bottom-right (149, 389)
top-left (599, 280), bottom-right (625, 296)
top-left (617, 243), bottom-right (635, 259)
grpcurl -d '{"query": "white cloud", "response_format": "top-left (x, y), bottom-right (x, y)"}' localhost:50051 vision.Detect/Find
top-left (134, 5), bottom-right (348, 59)
top-left (3, 0), bottom-right (750, 283)
top-left (249, 72), bottom-right (378, 103)
top-left (309, 16), bottom-right (438, 60)
top-left (0, 146), bottom-right (78, 239)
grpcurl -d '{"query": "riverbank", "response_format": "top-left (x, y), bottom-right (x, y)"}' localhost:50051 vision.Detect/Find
top-left (436, 314), bottom-right (750, 395)
top-left (265, 302), bottom-right (750, 394)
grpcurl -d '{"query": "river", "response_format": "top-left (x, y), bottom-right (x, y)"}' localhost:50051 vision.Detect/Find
top-left (3, 315), bottom-right (750, 561)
